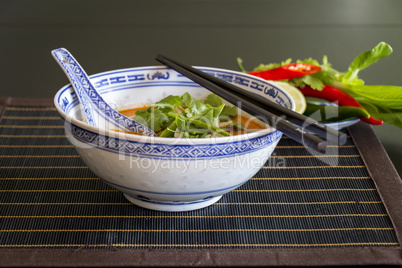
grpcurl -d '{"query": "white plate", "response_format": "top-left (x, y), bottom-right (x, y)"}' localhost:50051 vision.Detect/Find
top-left (325, 118), bottom-right (360, 130)
top-left (305, 98), bottom-right (361, 130)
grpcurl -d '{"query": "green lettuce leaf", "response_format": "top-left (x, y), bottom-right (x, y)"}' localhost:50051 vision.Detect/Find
top-left (345, 84), bottom-right (402, 110)
top-left (342, 42), bottom-right (393, 84)
top-left (358, 100), bottom-right (402, 128)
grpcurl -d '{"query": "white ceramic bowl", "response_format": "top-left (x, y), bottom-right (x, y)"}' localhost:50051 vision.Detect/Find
top-left (54, 66), bottom-right (295, 212)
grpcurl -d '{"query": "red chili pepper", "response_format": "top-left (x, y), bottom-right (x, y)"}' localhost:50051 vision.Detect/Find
top-left (247, 63), bottom-right (321, 80)
top-left (298, 85), bottom-right (383, 125)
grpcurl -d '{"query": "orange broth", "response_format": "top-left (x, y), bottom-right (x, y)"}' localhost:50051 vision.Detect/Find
top-left (118, 106), bottom-right (266, 136)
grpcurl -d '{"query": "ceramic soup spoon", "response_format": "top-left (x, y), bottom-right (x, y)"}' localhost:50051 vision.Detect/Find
top-left (51, 48), bottom-right (156, 136)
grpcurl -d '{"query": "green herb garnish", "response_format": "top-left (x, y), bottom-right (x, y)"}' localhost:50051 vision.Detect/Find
top-left (133, 93), bottom-right (246, 138)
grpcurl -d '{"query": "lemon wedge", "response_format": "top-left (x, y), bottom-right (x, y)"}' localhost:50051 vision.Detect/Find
top-left (271, 81), bottom-right (307, 114)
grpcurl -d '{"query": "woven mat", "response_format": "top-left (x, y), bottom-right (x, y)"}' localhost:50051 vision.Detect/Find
top-left (0, 98), bottom-right (401, 266)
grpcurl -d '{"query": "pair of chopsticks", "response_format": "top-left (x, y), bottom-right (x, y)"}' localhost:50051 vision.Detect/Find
top-left (155, 54), bottom-right (347, 153)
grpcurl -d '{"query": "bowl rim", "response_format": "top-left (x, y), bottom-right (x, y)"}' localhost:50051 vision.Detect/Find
top-left (54, 65), bottom-right (295, 145)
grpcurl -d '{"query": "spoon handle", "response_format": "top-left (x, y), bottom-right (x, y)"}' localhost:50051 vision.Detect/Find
top-left (51, 48), bottom-right (156, 136)
top-left (52, 48), bottom-right (98, 127)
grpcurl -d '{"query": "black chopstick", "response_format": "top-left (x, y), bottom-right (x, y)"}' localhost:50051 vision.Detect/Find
top-left (156, 54), bottom-right (346, 146)
top-left (156, 54), bottom-right (329, 153)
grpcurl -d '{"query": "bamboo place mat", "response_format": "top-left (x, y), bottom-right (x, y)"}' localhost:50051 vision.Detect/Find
top-left (0, 97), bottom-right (402, 266)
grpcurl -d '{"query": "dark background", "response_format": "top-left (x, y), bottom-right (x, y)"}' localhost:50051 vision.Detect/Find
top-left (1, 0), bottom-right (401, 175)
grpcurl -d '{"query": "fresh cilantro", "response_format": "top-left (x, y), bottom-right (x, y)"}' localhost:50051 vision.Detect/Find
top-left (180, 92), bottom-right (192, 106)
top-left (222, 105), bottom-right (237, 116)
top-left (185, 98), bottom-right (208, 118)
top-left (252, 58), bottom-right (292, 72)
top-left (157, 95), bottom-right (182, 107)
top-left (133, 93), bottom-right (240, 137)
top-left (291, 75), bottom-right (324, 90)
top-left (204, 93), bottom-right (222, 107)
top-left (132, 107), bottom-right (170, 133)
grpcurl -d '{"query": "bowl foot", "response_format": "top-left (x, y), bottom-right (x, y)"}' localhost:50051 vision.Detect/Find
top-left (123, 194), bottom-right (222, 212)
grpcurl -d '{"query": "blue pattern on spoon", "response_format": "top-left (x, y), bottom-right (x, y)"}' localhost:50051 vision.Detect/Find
top-left (51, 48), bottom-right (156, 136)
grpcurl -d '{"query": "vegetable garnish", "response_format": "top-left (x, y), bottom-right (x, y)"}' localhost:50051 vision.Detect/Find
top-left (238, 42), bottom-right (402, 128)
top-left (131, 92), bottom-right (255, 138)
top-left (270, 81), bottom-right (307, 114)
top-left (298, 85), bottom-right (383, 125)
top-left (247, 63), bottom-right (321, 80)
top-left (304, 97), bottom-right (371, 123)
